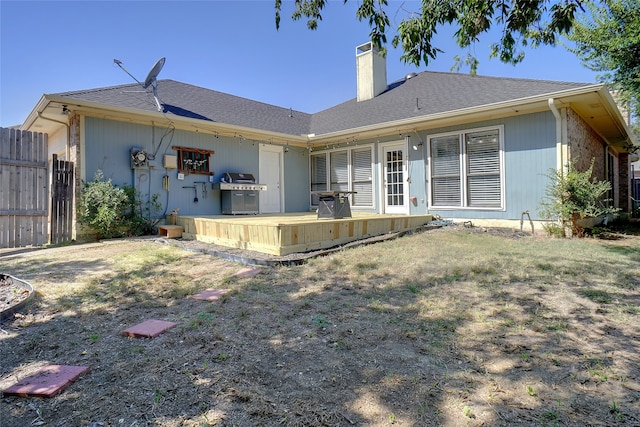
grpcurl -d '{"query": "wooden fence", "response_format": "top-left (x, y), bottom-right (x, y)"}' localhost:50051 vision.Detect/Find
top-left (0, 128), bottom-right (49, 248)
top-left (50, 154), bottom-right (74, 244)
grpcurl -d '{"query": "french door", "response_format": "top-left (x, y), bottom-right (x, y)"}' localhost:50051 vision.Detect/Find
top-left (382, 143), bottom-right (408, 214)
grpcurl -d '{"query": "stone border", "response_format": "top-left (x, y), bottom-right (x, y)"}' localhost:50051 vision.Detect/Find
top-left (0, 274), bottom-right (35, 322)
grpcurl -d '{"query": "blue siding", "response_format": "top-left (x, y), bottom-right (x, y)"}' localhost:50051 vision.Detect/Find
top-left (83, 117), bottom-right (309, 216)
top-left (408, 143), bottom-right (428, 215)
top-left (84, 111), bottom-right (557, 221)
top-left (420, 111), bottom-right (557, 220)
top-left (284, 146), bottom-right (311, 212)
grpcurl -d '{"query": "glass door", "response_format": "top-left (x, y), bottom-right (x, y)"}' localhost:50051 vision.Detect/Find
top-left (383, 143), bottom-right (408, 214)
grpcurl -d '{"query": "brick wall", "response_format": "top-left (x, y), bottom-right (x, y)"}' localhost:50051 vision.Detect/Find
top-left (566, 107), bottom-right (633, 213)
top-left (566, 108), bottom-right (606, 180)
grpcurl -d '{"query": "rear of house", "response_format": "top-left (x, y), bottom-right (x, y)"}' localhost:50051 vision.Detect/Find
top-left (20, 42), bottom-right (636, 242)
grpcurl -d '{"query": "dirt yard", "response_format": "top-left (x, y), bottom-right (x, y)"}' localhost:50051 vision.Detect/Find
top-left (1, 225), bottom-right (639, 426)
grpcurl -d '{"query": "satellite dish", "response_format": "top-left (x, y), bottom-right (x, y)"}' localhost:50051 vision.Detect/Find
top-left (143, 57), bottom-right (166, 89)
top-left (114, 57), bottom-right (166, 112)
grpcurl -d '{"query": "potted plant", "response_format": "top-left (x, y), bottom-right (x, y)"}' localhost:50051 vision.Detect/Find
top-left (539, 159), bottom-right (619, 237)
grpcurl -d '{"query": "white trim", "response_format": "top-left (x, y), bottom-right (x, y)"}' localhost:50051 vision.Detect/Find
top-left (379, 140), bottom-right (409, 214)
top-left (427, 125), bottom-right (505, 210)
top-left (298, 85), bottom-right (606, 142)
top-left (79, 116), bottom-right (86, 184)
top-left (259, 144), bottom-right (284, 213)
top-left (350, 145), bottom-right (375, 208)
top-left (309, 152), bottom-right (328, 207)
top-left (308, 144), bottom-right (376, 209)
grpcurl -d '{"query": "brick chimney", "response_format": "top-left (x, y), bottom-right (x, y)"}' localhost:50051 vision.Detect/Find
top-left (356, 42), bottom-right (387, 102)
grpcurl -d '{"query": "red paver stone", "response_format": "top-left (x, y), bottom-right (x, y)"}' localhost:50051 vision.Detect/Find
top-left (2, 365), bottom-right (89, 398)
top-left (192, 288), bottom-right (230, 301)
top-left (122, 319), bottom-right (178, 338)
top-left (234, 267), bottom-right (261, 277)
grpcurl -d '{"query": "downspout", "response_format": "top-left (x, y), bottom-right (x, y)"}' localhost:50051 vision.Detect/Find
top-left (548, 98), bottom-right (564, 172)
top-left (413, 130), bottom-right (428, 213)
top-left (37, 113), bottom-right (71, 159)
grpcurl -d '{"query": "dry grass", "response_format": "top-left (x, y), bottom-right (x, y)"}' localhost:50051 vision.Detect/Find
top-left (1, 227), bottom-right (639, 426)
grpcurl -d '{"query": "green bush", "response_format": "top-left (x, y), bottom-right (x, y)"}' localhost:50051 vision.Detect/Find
top-left (538, 159), bottom-right (619, 236)
top-left (78, 170), bottom-right (160, 239)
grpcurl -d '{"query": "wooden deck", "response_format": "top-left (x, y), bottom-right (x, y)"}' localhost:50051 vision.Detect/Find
top-left (175, 212), bottom-right (433, 256)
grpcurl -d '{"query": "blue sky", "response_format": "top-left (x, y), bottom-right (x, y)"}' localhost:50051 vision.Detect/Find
top-left (1, 0), bottom-right (600, 127)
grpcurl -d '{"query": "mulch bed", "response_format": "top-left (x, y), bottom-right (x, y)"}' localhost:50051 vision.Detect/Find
top-left (0, 274), bottom-right (33, 322)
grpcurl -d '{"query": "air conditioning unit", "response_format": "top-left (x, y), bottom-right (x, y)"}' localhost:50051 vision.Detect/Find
top-left (130, 147), bottom-right (149, 169)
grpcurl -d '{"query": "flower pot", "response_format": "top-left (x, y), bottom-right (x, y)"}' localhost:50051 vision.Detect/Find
top-left (574, 216), bottom-right (604, 229)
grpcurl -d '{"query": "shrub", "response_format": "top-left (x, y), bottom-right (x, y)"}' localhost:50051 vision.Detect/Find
top-left (538, 159), bottom-right (619, 236)
top-left (123, 185), bottom-right (162, 236)
top-left (78, 170), bottom-right (160, 239)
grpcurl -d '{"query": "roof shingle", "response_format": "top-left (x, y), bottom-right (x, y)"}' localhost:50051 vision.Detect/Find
top-left (54, 71), bottom-right (592, 137)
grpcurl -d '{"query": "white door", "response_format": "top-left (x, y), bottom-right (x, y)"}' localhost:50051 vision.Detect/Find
top-left (381, 143), bottom-right (408, 214)
top-left (259, 145), bottom-right (283, 213)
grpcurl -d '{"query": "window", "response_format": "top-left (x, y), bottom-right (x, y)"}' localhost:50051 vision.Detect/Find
top-left (173, 146), bottom-right (214, 175)
top-left (310, 146), bottom-right (374, 207)
top-left (352, 148), bottom-right (373, 206)
top-left (429, 126), bottom-right (503, 209)
top-left (430, 135), bottom-right (461, 206)
top-left (310, 154), bottom-right (327, 206)
top-left (330, 151), bottom-right (349, 192)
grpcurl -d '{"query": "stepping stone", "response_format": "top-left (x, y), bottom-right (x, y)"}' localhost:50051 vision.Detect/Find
top-left (122, 319), bottom-right (177, 338)
top-left (2, 365), bottom-right (89, 398)
top-left (234, 267), bottom-right (261, 277)
top-left (192, 288), bottom-right (230, 301)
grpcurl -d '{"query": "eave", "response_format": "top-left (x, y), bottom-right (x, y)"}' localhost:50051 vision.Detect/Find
top-left (23, 94), bottom-right (310, 146)
top-left (305, 84), bottom-right (636, 153)
top-left (22, 83), bottom-right (635, 153)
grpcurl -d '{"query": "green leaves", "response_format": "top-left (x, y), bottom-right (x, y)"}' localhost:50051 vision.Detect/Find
top-left (568, 0), bottom-right (640, 120)
top-left (538, 159), bottom-right (620, 236)
top-left (78, 170), bottom-right (161, 239)
top-left (274, 0), bottom-right (584, 71)
top-left (356, 0), bottom-right (390, 53)
top-left (78, 170), bottom-right (129, 239)
top-left (276, 0), bottom-right (328, 30)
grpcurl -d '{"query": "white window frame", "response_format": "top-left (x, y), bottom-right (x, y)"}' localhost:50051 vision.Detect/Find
top-left (427, 125), bottom-right (505, 210)
top-left (309, 144), bottom-right (375, 209)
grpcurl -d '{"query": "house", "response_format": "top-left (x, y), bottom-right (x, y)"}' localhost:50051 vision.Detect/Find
top-left (21, 42), bottom-right (637, 243)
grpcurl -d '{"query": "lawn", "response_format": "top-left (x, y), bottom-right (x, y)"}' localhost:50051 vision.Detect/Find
top-left (1, 225), bottom-right (639, 426)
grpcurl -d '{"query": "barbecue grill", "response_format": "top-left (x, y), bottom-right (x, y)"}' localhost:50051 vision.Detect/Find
top-left (213, 172), bottom-right (267, 214)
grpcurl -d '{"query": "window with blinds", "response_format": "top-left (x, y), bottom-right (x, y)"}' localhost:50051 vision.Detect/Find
top-left (310, 154), bottom-right (327, 206)
top-left (351, 148), bottom-right (372, 206)
top-left (309, 145), bottom-right (374, 208)
top-left (466, 130), bottom-right (501, 207)
top-left (330, 151), bottom-right (349, 192)
top-left (431, 135), bottom-right (461, 206)
top-left (429, 126), bottom-right (503, 209)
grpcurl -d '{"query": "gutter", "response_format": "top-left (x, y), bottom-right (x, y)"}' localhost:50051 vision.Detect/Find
top-left (38, 84), bottom-right (609, 149)
top-left (595, 88), bottom-right (639, 148)
top-left (308, 84), bottom-right (605, 144)
top-left (43, 94), bottom-right (309, 146)
top-left (21, 95), bottom-right (72, 159)
top-left (21, 95), bottom-right (50, 131)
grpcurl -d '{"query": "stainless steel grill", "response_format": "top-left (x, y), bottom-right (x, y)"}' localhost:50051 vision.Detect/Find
top-left (213, 173), bottom-right (267, 215)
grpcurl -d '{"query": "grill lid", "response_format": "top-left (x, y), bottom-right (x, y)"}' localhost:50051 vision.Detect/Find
top-left (222, 172), bottom-right (256, 183)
